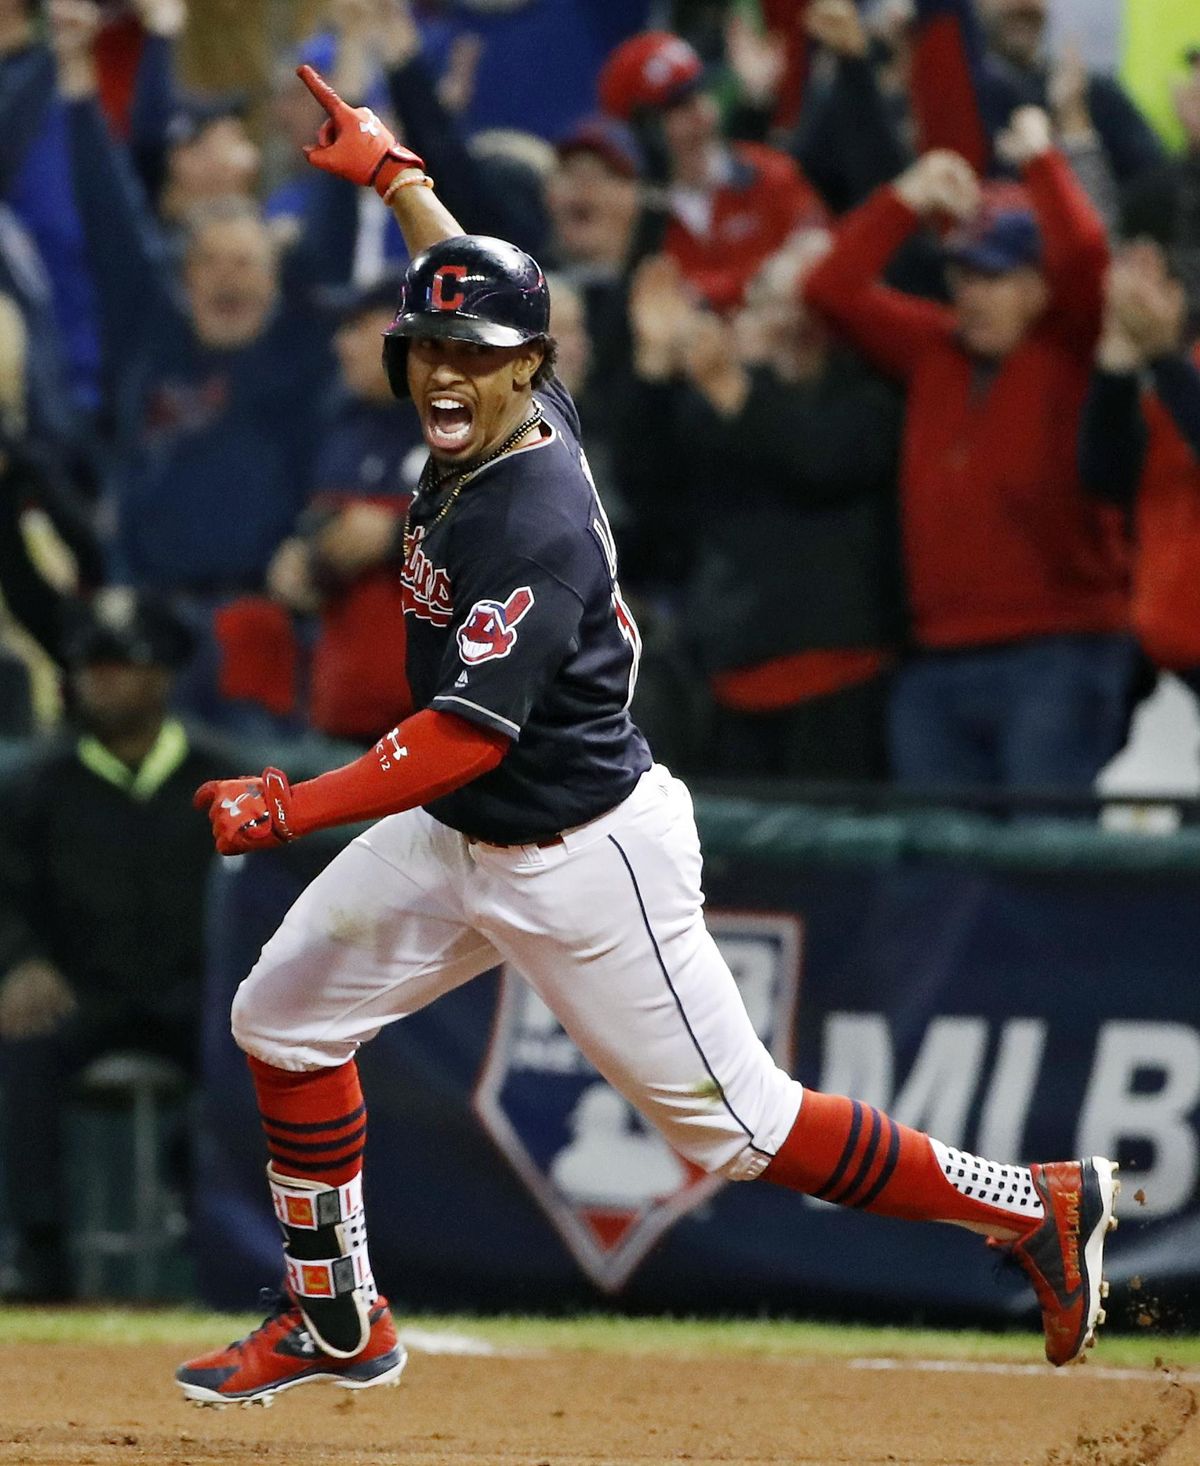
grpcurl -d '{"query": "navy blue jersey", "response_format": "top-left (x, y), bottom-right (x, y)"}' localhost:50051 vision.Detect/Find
top-left (400, 378), bottom-right (651, 842)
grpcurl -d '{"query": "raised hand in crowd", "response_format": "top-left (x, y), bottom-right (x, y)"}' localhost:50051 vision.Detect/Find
top-left (327, 0), bottom-right (382, 103)
top-left (892, 149), bottom-right (981, 221)
top-left (374, 0), bottom-right (423, 70)
top-left (47, 0), bottom-right (101, 98)
top-left (805, 0), bottom-right (870, 62)
top-left (129, 0), bottom-right (188, 39)
top-left (1048, 42), bottom-right (1093, 143)
top-left (0, 959), bottom-right (78, 1042)
top-left (724, 10), bottom-right (787, 110)
top-left (994, 104), bottom-right (1055, 168)
top-left (627, 254), bottom-right (697, 381)
top-left (438, 33), bottom-right (484, 118)
top-left (268, 502), bottom-right (409, 611)
top-left (266, 537), bottom-right (322, 615)
top-left (313, 502), bottom-right (402, 580)
top-left (1099, 241), bottom-right (1188, 370)
top-left (739, 230), bottom-right (833, 378)
top-left (680, 308), bottom-right (749, 418)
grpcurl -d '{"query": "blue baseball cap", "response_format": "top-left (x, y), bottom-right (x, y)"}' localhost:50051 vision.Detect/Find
top-left (316, 269), bottom-right (408, 323)
top-left (556, 116), bottom-right (644, 179)
top-left (946, 209), bottom-right (1042, 275)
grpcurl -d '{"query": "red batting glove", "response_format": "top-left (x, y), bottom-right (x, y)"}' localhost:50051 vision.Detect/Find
top-left (193, 768), bottom-right (297, 855)
top-left (297, 63), bottom-right (425, 199)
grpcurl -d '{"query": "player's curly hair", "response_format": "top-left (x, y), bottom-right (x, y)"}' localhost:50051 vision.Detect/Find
top-left (532, 335), bottom-right (558, 389)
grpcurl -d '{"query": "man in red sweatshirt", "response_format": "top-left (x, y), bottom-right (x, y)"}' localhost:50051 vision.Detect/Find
top-left (598, 30), bottom-right (827, 312)
top-left (805, 107), bottom-right (1134, 792)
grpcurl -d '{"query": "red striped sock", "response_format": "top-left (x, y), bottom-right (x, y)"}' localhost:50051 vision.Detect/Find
top-left (248, 1056), bottom-right (366, 1187)
top-left (762, 1089), bottom-right (1040, 1238)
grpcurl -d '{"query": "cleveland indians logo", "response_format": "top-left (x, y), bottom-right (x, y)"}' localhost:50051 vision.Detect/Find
top-left (456, 587), bottom-right (535, 665)
top-left (430, 263), bottom-right (469, 312)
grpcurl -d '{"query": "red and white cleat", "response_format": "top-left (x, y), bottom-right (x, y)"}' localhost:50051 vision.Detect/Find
top-left (1003, 1157), bottom-right (1119, 1366)
top-left (175, 1290), bottom-right (406, 1407)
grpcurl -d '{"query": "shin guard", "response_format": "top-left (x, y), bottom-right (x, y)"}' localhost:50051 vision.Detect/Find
top-left (268, 1165), bottom-right (376, 1357)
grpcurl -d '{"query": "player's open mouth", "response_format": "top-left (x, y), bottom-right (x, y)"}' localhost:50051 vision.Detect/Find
top-left (425, 397), bottom-right (475, 454)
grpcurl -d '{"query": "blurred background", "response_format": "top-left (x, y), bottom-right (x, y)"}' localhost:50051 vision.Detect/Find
top-left (1, 0), bottom-right (1198, 1333)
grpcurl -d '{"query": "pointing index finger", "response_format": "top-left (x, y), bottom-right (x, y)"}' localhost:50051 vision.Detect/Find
top-left (297, 63), bottom-right (348, 120)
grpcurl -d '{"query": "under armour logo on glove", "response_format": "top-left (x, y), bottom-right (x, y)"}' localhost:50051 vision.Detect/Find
top-left (194, 769), bottom-right (297, 855)
top-left (297, 64), bottom-right (425, 198)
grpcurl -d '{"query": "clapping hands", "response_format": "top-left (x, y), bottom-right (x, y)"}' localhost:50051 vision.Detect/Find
top-left (1100, 242), bottom-right (1187, 369)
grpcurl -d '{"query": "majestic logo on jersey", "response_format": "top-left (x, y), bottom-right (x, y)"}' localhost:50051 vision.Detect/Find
top-left (473, 914), bottom-right (802, 1293)
top-left (401, 527), bottom-right (454, 626)
top-left (456, 587), bottom-right (535, 665)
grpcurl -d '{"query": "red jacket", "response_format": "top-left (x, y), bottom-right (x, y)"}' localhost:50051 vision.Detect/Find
top-left (1131, 347), bottom-right (1200, 671)
top-left (805, 152), bottom-right (1128, 649)
top-left (308, 497), bottom-right (413, 742)
top-left (666, 142), bottom-right (827, 312)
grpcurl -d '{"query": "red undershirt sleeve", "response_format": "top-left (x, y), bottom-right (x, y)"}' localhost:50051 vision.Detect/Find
top-left (287, 709), bottom-right (510, 838)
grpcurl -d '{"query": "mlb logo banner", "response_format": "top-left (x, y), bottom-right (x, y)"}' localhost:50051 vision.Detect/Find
top-left (474, 913), bottom-right (802, 1292)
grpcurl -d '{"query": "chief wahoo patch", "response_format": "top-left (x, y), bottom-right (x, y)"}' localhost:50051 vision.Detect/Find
top-left (457, 586), bottom-right (535, 665)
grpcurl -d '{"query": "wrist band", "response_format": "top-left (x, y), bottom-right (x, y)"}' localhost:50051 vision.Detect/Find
top-left (382, 173), bottom-right (434, 206)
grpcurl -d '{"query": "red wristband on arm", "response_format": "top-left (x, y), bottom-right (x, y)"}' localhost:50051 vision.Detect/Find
top-left (287, 709), bottom-right (509, 837)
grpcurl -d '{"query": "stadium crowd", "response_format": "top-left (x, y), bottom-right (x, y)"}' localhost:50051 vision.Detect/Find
top-left (0, 0), bottom-right (1199, 1298)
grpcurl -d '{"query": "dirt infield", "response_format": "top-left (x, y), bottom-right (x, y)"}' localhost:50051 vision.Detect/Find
top-left (1, 1342), bottom-right (1197, 1466)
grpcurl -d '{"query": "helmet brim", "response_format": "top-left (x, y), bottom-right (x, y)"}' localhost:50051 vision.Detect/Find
top-left (384, 311), bottom-right (536, 349)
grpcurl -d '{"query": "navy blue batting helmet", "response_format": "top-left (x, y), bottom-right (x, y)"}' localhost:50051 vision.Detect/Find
top-left (382, 235), bottom-right (550, 398)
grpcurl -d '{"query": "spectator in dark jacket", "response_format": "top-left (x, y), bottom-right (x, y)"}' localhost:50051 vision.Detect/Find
top-left (52, 4), bottom-right (353, 727)
top-left (0, 588), bottom-right (225, 1300)
top-left (976, 0), bottom-right (1164, 190)
top-left (806, 109), bottom-right (1134, 792)
top-left (1, 0), bottom-right (185, 414)
top-left (543, 120), bottom-right (644, 421)
top-left (1080, 241), bottom-right (1200, 701)
top-left (617, 236), bottom-right (905, 780)
top-left (55, 7), bottom-right (341, 591)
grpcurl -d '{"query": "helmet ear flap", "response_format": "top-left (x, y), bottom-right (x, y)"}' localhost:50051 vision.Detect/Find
top-left (382, 335), bottom-right (410, 399)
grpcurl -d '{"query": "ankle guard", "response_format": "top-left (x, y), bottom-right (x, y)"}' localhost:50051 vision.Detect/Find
top-left (268, 1165), bottom-right (376, 1358)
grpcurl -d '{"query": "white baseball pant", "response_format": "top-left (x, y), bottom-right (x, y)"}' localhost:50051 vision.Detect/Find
top-left (231, 765), bottom-right (803, 1180)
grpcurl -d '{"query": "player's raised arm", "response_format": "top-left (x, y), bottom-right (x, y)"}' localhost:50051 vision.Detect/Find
top-left (296, 62), bottom-right (462, 256)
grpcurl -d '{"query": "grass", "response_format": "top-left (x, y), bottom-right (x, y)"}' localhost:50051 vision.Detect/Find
top-left (1, 1306), bottom-right (1198, 1370)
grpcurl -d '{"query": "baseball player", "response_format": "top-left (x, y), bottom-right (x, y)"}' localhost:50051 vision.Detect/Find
top-left (176, 66), bottom-right (1118, 1406)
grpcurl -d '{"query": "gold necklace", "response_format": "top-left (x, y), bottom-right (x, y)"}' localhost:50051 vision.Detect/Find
top-left (402, 404), bottom-right (544, 567)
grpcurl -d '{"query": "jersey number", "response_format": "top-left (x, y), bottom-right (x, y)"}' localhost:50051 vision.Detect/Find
top-left (583, 452), bottom-right (642, 710)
